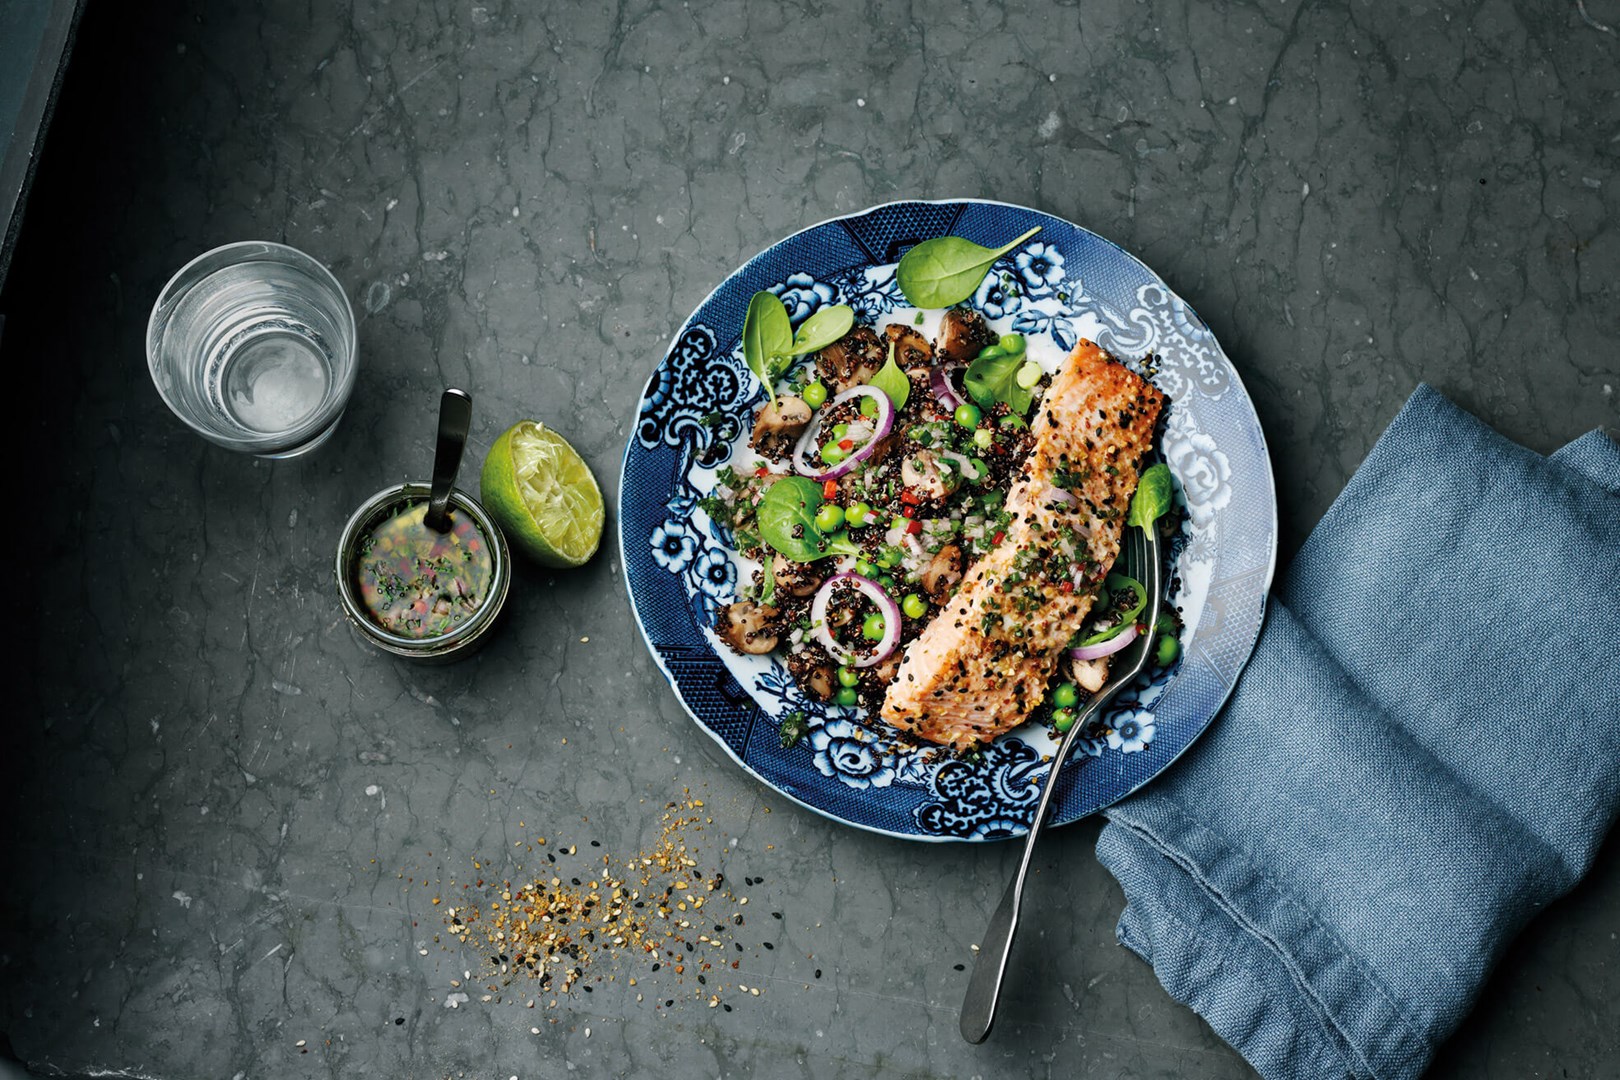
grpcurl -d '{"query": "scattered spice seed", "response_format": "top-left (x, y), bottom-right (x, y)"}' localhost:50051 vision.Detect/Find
top-left (439, 793), bottom-right (760, 1013)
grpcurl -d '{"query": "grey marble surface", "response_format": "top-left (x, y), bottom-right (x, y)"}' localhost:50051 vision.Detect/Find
top-left (3, 1), bottom-right (1617, 1078)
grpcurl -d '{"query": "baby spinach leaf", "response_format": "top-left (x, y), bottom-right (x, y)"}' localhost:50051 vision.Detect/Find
top-left (788, 304), bottom-right (855, 357)
top-left (895, 226), bottom-right (1042, 308)
top-left (758, 477), bottom-right (862, 563)
top-left (1127, 462), bottom-right (1173, 529)
top-left (869, 342), bottom-right (911, 411)
top-left (964, 352), bottom-right (1034, 416)
top-left (758, 477), bottom-right (823, 561)
top-left (744, 291), bottom-right (794, 403)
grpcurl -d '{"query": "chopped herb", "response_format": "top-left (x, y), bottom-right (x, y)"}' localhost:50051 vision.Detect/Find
top-left (779, 711), bottom-right (810, 749)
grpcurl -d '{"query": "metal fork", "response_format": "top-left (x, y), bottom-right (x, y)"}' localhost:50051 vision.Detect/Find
top-left (958, 516), bottom-right (1164, 1044)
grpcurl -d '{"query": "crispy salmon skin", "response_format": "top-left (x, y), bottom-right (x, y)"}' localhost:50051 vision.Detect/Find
top-left (880, 341), bottom-right (1165, 749)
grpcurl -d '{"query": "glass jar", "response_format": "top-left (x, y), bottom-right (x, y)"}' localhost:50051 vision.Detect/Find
top-left (335, 482), bottom-right (512, 661)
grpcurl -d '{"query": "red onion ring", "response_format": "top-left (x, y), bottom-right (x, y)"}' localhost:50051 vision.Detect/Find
top-left (792, 386), bottom-right (895, 481)
top-left (1070, 622), bottom-right (1139, 661)
top-left (809, 571), bottom-right (902, 669)
top-left (930, 364), bottom-right (966, 411)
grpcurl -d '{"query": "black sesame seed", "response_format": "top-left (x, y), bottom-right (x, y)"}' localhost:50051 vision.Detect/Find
top-left (814, 969), bottom-right (822, 978)
top-left (953, 963), bottom-right (965, 971)
top-left (395, 1018), bottom-right (405, 1026)
top-left (763, 942), bottom-right (774, 950)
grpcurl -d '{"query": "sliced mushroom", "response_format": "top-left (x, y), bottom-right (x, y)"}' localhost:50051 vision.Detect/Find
top-left (814, 326), bottom-right (886, 391)
top-left (935, 308), bottom-right (996, 363)
top-left (883, 323), bottom-right (933, 372)
top-left (750, 396), bottom-right (812, 460)
top-left (901, 450), bottom-right (954, 500)
top-left (1071, 655), bottom-right (1109, 693)
top-left (870, 652), bottom-right (902, 685)
top-left (717, 601), bottom-right (779, 655)
top-left (772, 553), bottom-right (825, 599)
top-left (920, 543), bottom-right (965, 604)
top-left (805, 662), bottom-right (836, 701)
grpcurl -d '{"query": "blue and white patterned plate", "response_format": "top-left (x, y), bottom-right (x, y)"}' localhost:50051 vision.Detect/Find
top-left (619, 199), bottom-right (1276, 842)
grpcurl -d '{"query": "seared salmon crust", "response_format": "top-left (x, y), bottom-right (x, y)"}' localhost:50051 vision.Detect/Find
top-left (880, 341), bottom-right (1165, 749)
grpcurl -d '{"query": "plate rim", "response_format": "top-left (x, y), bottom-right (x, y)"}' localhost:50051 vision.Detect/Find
top-left (617, 196), bottom-right (1279, 842)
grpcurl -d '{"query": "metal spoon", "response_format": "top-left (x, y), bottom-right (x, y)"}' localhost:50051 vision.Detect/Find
top-left (424, 388), bottom-right (473, 532)
top-left (959, 516), bottom-right (1164, 1044)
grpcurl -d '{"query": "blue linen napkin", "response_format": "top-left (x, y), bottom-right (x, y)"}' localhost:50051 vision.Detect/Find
top-left (1097, 384), bottom-right (1620, 1080)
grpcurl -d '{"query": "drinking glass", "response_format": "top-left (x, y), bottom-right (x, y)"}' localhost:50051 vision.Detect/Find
top-left (146, 241), bottom-right (358, 457)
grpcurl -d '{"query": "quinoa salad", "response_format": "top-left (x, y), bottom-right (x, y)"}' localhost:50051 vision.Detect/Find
top-left (703, 308), bottom-right (1179, 749)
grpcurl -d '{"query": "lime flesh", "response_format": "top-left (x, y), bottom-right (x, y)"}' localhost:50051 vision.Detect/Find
top-left (480, 420), bottom-right (604, 568)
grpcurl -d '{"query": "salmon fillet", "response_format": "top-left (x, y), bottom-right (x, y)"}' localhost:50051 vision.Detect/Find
top-left (880, 341), bottom-right (1165, 749)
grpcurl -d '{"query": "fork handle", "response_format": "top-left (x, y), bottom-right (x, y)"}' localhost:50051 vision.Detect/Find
top-left (959, 874), bottom-right (1022, 1043)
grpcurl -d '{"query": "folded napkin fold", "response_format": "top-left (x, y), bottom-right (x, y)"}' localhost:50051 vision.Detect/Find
top-left (1097, 385), bottom-right (1620, 1080)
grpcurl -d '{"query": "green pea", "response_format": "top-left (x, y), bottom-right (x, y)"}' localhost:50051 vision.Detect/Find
top-left (860, 396), bottom-right (879, 418)
top-left (814, 504), bottom-right (845, 533)
top-left (970, 457), bottom-right (990, 479)
top-left (837, 666), bottom-right (860, 688)
top-left (855, 559), bottom-right (877, 577)
top-left (1155, 633), bottom-right (1181, 667)
top-left (999, 414), bottom-right (1027, 430)
top-left (1052, 682), bottom-right (1079, 709)
top-left (1015, 361), bottom-right (1042, 389)
top-left (833, 422), bottom-right (849, 438)
top-left (802, 381), bottom-right (828, 408)
top-left (1052, 707), bottom-right (1076, 733)
top-left (972, 428), bottom-right (993, 450)
top-left (878, 547), bottom-right (904, 568)
top-left (844, 502), bottom-right (868, 527)
top-left (862, 613), bottom-right (887, 641)
top-left (902, 594), bottom-right (928, 619)
top-left (876, 575), bottom-right (897, 593)
top-left (954, 403), bottom-right (982, 429)
top-left (821, 443), bottom-right (847, 465)
top-left (976, 344), bottom-right (1007, 361)
top-left (836, 687), bottom-right (859, 707)
top-left (999, 333), bottom-right (1025, 355)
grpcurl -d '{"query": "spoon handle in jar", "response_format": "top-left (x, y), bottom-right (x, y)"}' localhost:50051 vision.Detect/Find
top-left (425, 388), bottom-right (472, 532)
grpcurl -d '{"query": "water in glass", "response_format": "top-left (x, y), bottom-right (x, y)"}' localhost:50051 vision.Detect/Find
top-left (148, 242), bottom-right (357, 457)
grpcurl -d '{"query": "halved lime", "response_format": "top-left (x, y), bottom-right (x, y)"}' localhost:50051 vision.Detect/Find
top-left (480, 420), bottom-right (604, 568)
